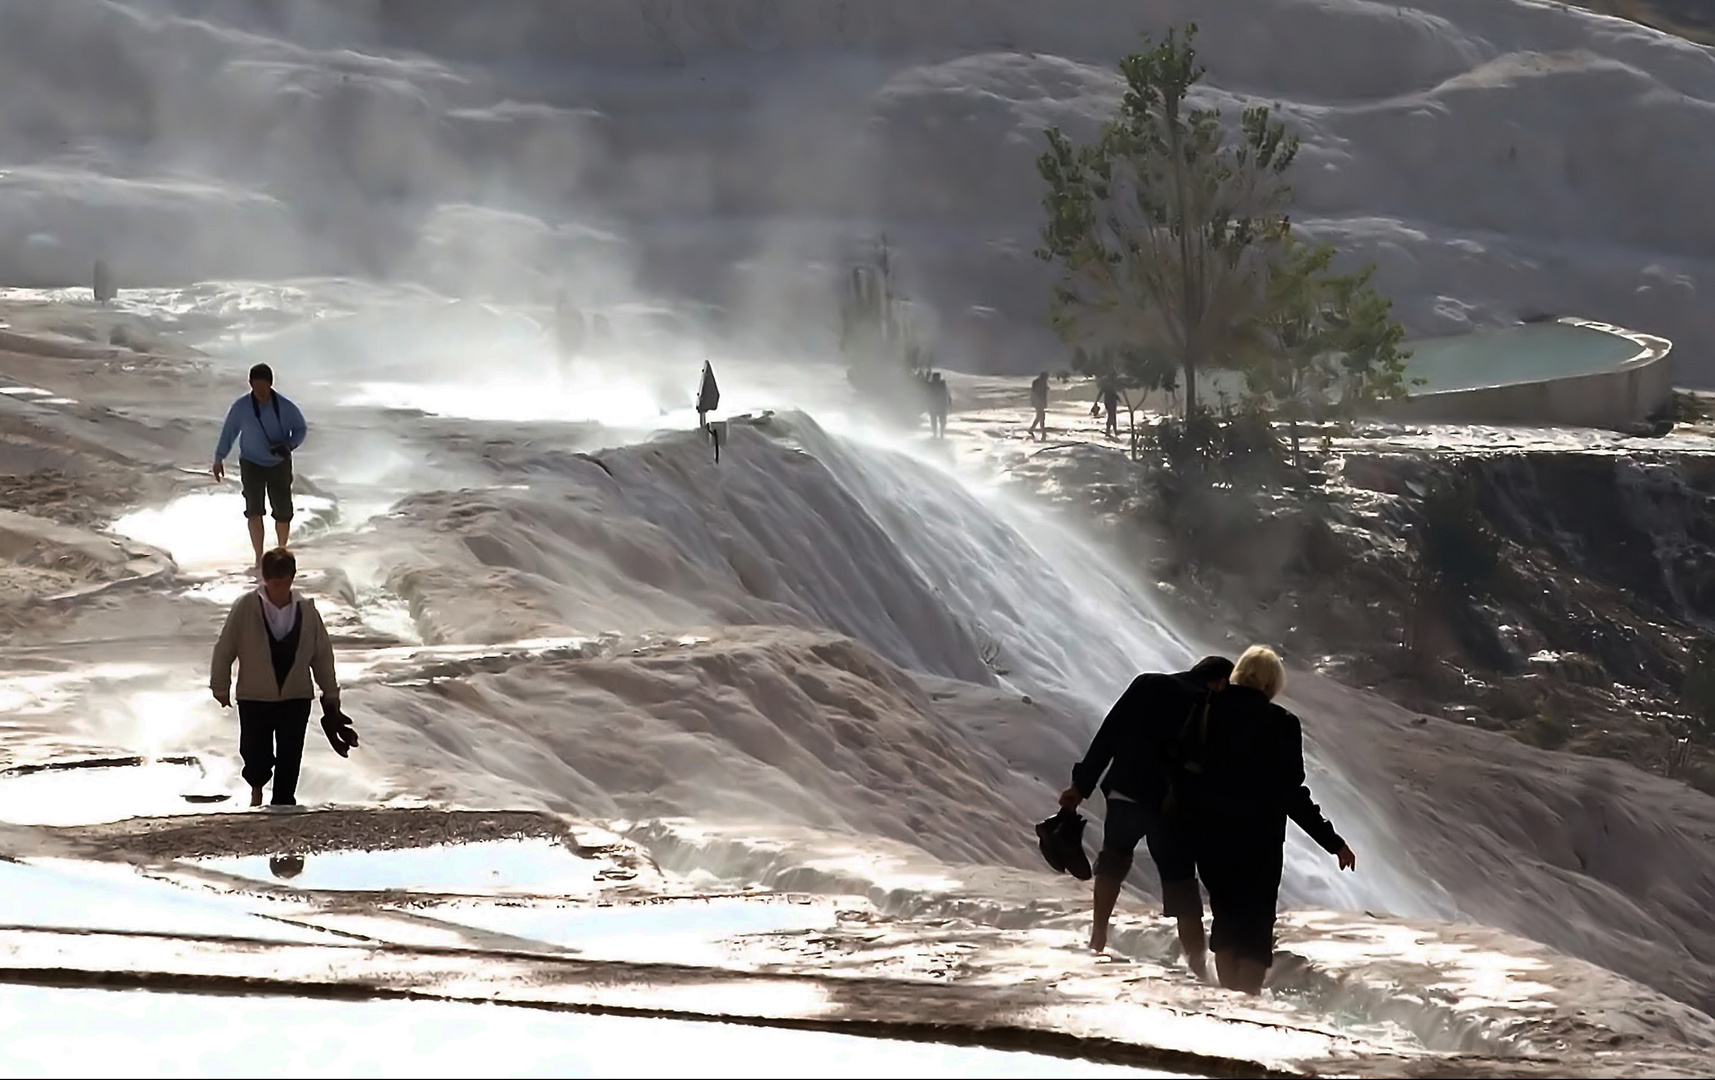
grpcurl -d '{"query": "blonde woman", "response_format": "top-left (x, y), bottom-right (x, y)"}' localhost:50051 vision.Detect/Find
top-left (1188, 645), bottom-right (1356, 994)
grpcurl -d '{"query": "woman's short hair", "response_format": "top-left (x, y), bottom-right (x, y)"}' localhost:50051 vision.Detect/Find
top-left (1232, 645), bottom-right (1286, 699)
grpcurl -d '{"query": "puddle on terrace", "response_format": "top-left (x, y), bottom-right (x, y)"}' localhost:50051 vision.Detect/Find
top-left (110, 491), bottom-right (338, 572)
top-left (0, 984), bottom-right (1187, 1078)
top-left (0, 758), bottom-right (231, 826)
top-left (0, 858), bottom-right (324, 944)
top-left (196, 839), bottom-right (607, 896)
top-left (405, 895), bottom-right (845, 963)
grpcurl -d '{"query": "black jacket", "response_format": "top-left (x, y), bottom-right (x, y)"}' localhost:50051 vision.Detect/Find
top-left (1193, 685), bottom-right (1345, 854)
top-left (1071, 671), bottom-right (1207, 808)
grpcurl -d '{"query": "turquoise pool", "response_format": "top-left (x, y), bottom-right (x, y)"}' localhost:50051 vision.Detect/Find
top-left (1397, 321), bottom-right (1643, 395)
top-left (1193, 320), bottom-right (1645, 403)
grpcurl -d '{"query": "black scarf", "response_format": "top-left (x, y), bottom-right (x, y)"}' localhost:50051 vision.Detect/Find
top-left (260, 593), bottom-right (303, 691)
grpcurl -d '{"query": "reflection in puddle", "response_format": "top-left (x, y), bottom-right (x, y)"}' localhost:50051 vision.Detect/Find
top-left (415, 895), bottom-right (843, 963)
top-left (198, 839), bottom-right (605, 895)
top-left (0, 984), bottom-right (1181, 1078)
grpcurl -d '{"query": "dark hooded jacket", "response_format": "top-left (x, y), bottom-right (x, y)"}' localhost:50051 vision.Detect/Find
top-left (1071, 671), bottom-right (1208, 812)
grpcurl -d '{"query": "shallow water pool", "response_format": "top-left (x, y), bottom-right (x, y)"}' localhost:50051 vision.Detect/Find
top-left (197, 838), bottom-right (607, 895)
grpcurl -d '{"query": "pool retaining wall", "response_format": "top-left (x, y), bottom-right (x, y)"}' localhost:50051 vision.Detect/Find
top-left (1370, 319), bottom-right (1673, 431)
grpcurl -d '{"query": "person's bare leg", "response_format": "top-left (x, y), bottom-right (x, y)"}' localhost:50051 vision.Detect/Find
top-left (1235, 958), bottom-right (1267, 994)
top-left (274, 518), bottom-right (289, 549)
top-left (1089, 873), bottom-right (1124, 952)
top-left (249, 785), bottom-right (264, 808)
top-left (1176, 916), bottom-right (1208, 980)
top-left (1214, 950), bottom-right (1267, 995)
top-left (247, 517), bottom-right (265, 568)
top-left (1214, 949), bottom-right (1239, 991)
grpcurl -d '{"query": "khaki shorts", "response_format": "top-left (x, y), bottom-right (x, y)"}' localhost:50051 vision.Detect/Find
top-left (239, 458), bottom-right (294, 521)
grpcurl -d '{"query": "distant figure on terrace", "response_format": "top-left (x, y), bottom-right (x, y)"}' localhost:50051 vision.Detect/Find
top-left (1186, 646), bottom-right (1357, 995)
top-left (210, 547), bottom-right (357, 809)
top-left (212, 363), bottom-right (307, 572)
top-left (1027, 370), bottom-right (1050, 441)
top-left (1100, 384), bottom-right (1120, 439)
top-left (1060, 655), bottom-right (1234, 978)
top-left (928, 372), bottom-right (952, 439)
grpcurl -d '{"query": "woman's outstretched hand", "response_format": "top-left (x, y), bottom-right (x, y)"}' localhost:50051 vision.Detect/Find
top-left (1337, 844), bottom-right (1357, 871)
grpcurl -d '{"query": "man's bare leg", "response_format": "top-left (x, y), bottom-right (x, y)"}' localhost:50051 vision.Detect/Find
top-left (250, 785), bottom-right (265, 808)
top-left (274, 518), bottom-right (289, 550)
top-left (1214, 950), bottom-right (1267, 995)
top-left (1089, 873), bottom-right (1124, 952)
top-left (247, 516), bottom-right (265, 569)
top-left (1176, 915), bottom-right (1208, 980)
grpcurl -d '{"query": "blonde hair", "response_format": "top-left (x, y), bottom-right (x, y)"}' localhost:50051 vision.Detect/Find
top-left (1232, 645), bottom-right (1286, 699)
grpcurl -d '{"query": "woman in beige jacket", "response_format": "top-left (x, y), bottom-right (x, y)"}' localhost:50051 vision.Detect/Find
top-left (210, 547), bottom-right (353, 807)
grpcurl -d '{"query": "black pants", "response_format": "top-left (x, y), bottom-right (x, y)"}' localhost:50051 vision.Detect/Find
top-left (1094, 798), bottom-right (1206, 921)
top-left (237, 699), bottom-right (312, 804)
top-left (1195, 820), bottom-right (1285, 967)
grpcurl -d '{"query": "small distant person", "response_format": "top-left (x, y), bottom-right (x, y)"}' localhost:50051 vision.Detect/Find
top-left (1101, 384), bottom-right (1120, 439)
top-left (210, 548), bottom-right (355, 809)
top-left (929, 372), bottom-right (952, 439)
top-left (1027, 370), bottom-right (1050, 441)
top-left (1060, 656), bottom-right (1234, 976)
top-left (212, 363), bottom-right (307, 572)
top-left (1188, 646), bottom-right (1356, 995)
top-left (92, 259), bottom-right (116, 304)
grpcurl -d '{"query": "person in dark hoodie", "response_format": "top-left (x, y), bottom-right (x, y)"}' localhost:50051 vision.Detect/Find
top-left (1059, 655), bottom-right (1233, 974)
top-left (1189, 645), bottom-right (1357, 994)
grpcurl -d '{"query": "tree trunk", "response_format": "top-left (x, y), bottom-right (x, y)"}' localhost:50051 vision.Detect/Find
top-left (1289, 417), bottom-right (1301, 466)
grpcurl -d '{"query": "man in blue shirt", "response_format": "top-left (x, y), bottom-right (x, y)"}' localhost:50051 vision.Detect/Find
top-left (212, 363), bottom-right (308, 570)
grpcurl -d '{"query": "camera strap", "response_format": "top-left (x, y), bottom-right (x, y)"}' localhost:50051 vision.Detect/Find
top-left (250, 392), bottom-right (286, 449)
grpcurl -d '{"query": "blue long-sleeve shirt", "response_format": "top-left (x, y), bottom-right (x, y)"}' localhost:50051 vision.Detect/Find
top-left (214, 391), bottom-right (307, 467)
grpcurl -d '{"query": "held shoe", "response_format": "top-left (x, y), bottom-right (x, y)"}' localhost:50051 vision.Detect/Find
top-left (320, 700), bottom-right (360, 758)
top-left (1034, 808), bottom-right (1093, 881)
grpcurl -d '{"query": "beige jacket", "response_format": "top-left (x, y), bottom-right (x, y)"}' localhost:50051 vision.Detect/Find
top-left (210, 591), bottom-right (340, 706)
